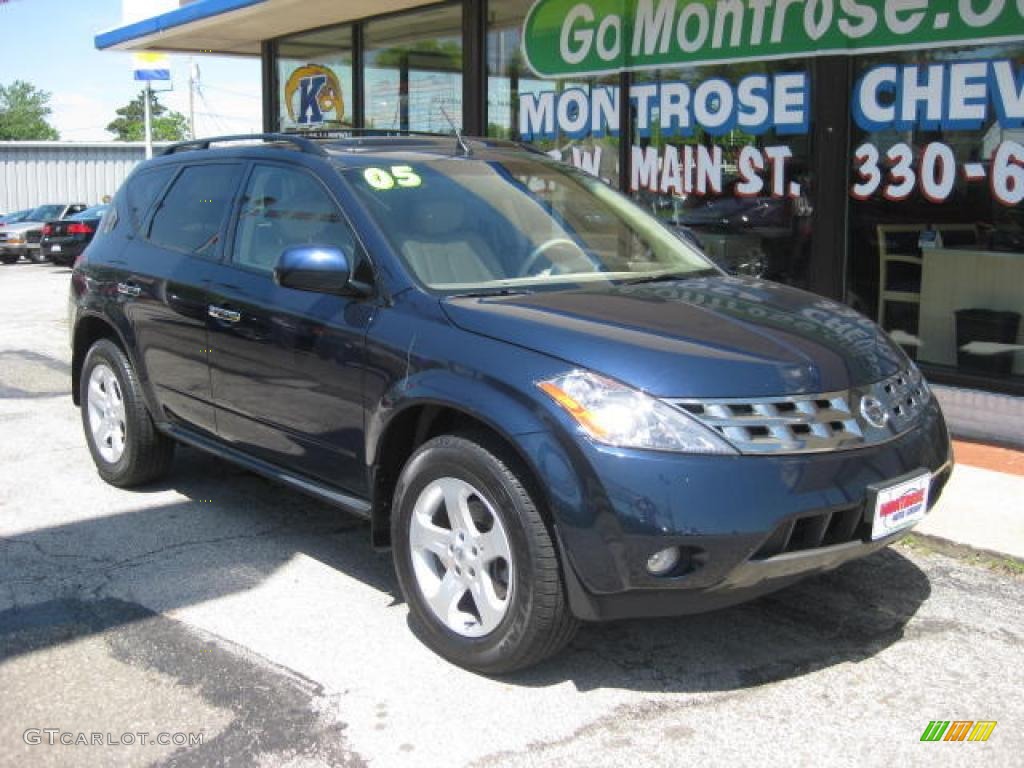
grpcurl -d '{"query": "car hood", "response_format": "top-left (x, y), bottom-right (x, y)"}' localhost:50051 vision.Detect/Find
top-left (441, 276), bottom-right (907, 398)
top-left (1, 220), bottom-right (43, 233)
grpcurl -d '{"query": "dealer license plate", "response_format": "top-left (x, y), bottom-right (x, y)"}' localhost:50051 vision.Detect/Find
top-left (51, 245), bottom-right (61, 253)
top-left (871, 472), bottom-right (930, 540)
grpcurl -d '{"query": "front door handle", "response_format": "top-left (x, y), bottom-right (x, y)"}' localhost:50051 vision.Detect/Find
top-left (117, 282), bottom-right (141, 297)
top-left (208, 305), bottom-right (241, 323)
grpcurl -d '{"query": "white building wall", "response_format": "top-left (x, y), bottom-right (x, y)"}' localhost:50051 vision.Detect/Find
top-left (933, 385), bottom-right (1024, 449)
top-left (0, 142), bottom-right (169, 212)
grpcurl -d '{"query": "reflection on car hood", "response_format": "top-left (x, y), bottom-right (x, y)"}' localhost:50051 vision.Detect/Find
top-left (441, 276), bottom-right (906, 398)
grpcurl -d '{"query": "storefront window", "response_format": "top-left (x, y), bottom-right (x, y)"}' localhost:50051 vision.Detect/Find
top-left (630, 64), bottom-right (814, 288)
top-left (847, 44), bottom-right (1024, 387)
top-left (364, 5), bottom-right (463, 132)
top-left (277, 26), bottom-right (353, 131)
top-left (487, 0), bottom-right (620, 187)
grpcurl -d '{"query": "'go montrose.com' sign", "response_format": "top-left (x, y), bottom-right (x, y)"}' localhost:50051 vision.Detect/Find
top-left (523, 0), bottom-right (1024, 77)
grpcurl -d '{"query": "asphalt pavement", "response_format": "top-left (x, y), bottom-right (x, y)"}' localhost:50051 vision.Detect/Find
top-left (1, 262), bottom-right (1022, 767)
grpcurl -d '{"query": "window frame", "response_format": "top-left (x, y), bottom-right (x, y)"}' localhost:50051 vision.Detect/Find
top-left (144, 160), bottom-right (246, 261)
top-left (222, 159), bottom-right (373, 283)
top-left (125, 165), bottom-right (177, 235)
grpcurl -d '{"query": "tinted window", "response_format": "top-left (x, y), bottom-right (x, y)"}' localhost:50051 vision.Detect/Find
top-left (125, 167), bottom-right (175, 231)
top-left (150, 164), bottom-right (243, 255)
top-left (233, 164), bottom-right (355, 273)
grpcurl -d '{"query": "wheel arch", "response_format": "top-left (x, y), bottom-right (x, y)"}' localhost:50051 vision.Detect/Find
top-left (368, 397), bottom-right (547, 548)
top-left (71, 313), bottom-right (131, 406)
top-left (368, 392), bottom-right (600, 620)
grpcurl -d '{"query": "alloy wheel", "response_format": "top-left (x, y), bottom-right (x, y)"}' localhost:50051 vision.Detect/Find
top-left (408, 476), bottom-right (514, 638)
top-left (87, 363), bottom-right (127, 463)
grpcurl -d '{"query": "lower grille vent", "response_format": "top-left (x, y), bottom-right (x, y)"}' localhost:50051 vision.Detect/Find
top-left (752, 506), bottom-right (869, 560)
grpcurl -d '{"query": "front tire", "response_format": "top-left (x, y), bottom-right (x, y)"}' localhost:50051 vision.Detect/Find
top-left (0, 254), bottom-right (18, 265)
top-left (392, 433), bottom-right (578, 674)
top-left (80, 339), bottom-right (175, 487)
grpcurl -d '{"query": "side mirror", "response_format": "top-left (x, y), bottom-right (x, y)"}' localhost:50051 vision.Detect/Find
top-left (274, 245), bottom-right (364, 296)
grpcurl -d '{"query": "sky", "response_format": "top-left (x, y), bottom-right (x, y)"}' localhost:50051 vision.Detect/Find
top-left (0, 0), bottom-right (263, 141)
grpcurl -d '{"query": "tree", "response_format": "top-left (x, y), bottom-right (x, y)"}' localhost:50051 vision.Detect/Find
top-left (0, 80), bottom-right (60, 140)
top-left (107, 90), bottom-right (189, 142)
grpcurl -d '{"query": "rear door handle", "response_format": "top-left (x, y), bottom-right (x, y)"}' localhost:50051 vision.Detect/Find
top-left (208, 305), bottom-right (241, 323)
top-left (117, 282), bottom-right (141, 297)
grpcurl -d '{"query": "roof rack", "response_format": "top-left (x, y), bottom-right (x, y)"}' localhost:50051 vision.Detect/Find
top-left (283, 128), bottom-right (453, 139)
top-left (161, 133), bottom-right (328, 157)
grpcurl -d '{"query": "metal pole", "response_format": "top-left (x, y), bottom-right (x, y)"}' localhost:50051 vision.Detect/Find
top-left (143, 82), bottom-right (153, 160)
top-left (188, 58), bottom-right (196, 140)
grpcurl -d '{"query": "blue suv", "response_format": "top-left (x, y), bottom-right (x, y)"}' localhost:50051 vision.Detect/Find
top-left (70, 134), bottom-right (952, 673)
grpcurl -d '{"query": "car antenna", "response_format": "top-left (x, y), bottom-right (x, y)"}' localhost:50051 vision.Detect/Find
top-left (439, 105), bottom-right (471, 156)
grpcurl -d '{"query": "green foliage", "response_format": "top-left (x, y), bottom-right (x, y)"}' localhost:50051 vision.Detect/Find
top-left (0, 80), bottom-right (60, 140)
top-left (374, 39), bottom-right (462, 70)
top-left (107, 90), bottom-right (190, 142)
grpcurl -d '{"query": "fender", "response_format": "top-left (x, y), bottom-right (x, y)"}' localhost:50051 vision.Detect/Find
top-left (70, 307), bottom-right (158, 416)
top-left (367, 368), bottom-right (620, 615)
top-left (366, 367), bottom-right (552, 464)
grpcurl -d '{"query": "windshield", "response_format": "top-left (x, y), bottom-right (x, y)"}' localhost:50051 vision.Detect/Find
top-left (1, 209), bottom-right (32, 224)
top-left (341, 153), bottom-right (715, 293)
top-left (69, 205), bottom-right (107, 221)
top-left (28, 205), bottom-right (64, 221)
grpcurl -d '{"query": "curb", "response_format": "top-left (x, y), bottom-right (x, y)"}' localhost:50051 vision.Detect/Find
top-left (900, 532), bottom-right (1024, 573)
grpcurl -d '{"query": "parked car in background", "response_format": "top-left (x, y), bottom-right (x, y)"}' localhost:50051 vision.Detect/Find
top-left (0, 203), bottom-right (87, 263)
top-left (41, 205), bottom-right (109, 266)
top-left (0, 209), bottom-right (34, 226)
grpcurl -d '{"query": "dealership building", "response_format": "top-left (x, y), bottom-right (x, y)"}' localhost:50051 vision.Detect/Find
top-left (97, 0), bottom-right (1024, 445)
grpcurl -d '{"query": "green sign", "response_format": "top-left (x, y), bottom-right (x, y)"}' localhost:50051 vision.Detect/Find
top-left (522, 0), bottom-right (1024, 77)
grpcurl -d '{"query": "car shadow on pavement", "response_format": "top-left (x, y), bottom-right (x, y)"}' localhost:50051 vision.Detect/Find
top-left (1, 445), bottom-right (931, 694)
top-left (513, 546), bottom-right (931, 691)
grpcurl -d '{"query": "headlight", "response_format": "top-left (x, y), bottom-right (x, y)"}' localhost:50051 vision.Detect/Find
top-left (537, 370), bottom-right (736, 454)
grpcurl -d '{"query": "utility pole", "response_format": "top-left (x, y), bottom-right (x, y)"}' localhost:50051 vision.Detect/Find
top-left (188, 57), bottom-right (197, 140)
top-left (143, 82), bottom-right (153, 159)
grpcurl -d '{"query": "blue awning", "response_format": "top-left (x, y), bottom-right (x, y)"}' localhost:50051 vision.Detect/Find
top-left (96, 0), bottom-right (268, 52)
top-left (94, 0), bottom-right (435, 56)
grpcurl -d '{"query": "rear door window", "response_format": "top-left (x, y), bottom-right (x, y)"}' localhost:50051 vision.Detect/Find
top-left (149, 163), bottom-right (243, 256)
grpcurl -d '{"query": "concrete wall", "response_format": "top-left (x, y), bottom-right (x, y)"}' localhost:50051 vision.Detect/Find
top-left (0, 142), bottom-right (168, 213)
top-left (933, 384), bottom-right (1024, 449)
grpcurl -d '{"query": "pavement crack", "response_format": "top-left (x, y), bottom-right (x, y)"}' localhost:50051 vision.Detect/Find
top-left (98, 524), bottom-right (293, 574)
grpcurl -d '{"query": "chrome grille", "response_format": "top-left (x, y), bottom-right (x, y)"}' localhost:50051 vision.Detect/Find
top-left (668, 368), bottom-right (931, 455)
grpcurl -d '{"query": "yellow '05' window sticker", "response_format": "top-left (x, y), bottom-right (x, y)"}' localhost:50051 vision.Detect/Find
top-left (363, 165), bottom-right (422, 190)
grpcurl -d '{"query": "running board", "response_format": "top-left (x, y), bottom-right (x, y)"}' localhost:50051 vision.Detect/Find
top-left (163, 424), bottom-right (372, 518)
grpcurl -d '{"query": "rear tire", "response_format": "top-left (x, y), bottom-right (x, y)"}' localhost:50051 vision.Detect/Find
top-left (29, 250), bottom-right (46, 264)
top-left (80, 339), bottom-right (175, 487)
top-left (392, 432), bottom-right (578, 674)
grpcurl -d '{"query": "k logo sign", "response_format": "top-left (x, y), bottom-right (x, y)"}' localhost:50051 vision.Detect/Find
top-left (284, 65), bottom-right (344, 126)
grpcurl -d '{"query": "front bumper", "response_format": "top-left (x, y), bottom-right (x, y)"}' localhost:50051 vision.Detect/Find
top-left (527, 399), bottom-right (952, 621)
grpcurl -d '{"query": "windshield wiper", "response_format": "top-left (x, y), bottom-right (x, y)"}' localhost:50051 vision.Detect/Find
top-left (447, 287), bottom-right (533, 299)
top-left (620, 269), bottom-right (719, 285)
